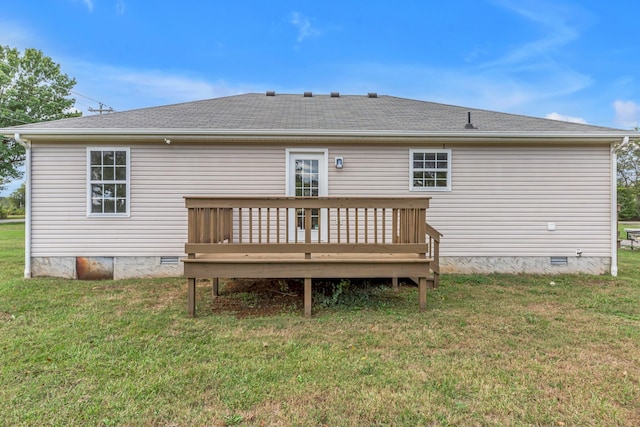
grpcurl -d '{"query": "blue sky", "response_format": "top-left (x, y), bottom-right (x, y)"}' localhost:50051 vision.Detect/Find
top-left (1, 0), bottom-right (640, 195)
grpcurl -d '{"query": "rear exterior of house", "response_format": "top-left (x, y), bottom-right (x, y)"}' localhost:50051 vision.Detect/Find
top-left (2, 93), bottom-right (632, 278)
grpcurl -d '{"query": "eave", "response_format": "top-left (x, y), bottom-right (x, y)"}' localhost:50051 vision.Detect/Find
top-left (3, 127), bottom-right (636, 145)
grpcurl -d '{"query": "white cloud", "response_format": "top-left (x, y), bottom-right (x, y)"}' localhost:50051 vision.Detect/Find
top-left (337, 61), bottom-right (590, 116)
top-left (64, 106), bottom-right (83, 115)
top-left (316, 1), bottom-right (591, 117)
top-left (455, 0), bottom-right (591, 110)
top-left (67, 61), bottom-right (260, 113)
top-left (333, 1), bottom-right (593, 117)
top-left (484, 0), bottom-right (581, 69)
top-left (613, 100), bottom-right (640, 128)
top-left (82, 0), bottom-right (94, 12)
top-left (0, 21), bottom-right (38, 49)
top-left (291, 12), bottom-right (321, 43)
top-left (545, 112), bottom-right (587, 124)
top-left (116, 0), bottom-right (125, 15)
top-left (115, 71), bottom-right (229, 101)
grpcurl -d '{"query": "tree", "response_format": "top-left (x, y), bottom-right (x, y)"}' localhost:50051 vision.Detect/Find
top-left (9, 182), bottom-right (25, 211)
top-left (0, 46), bottom-right (80, 190)
top-left (618, 186), bottom-right (638, 221)
top-left (616, 129), bottom-right (640, 220)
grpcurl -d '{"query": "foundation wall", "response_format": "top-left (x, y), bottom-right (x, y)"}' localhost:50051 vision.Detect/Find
top-left (31, 255), bottom-right (610, 279)
top-left (441, 256), bottom-right (610, 275)
top-left (31, 256), bottom-right (183, 280)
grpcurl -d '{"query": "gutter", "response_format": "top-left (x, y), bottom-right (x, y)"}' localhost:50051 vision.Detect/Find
top-left (0, 127), bottom-right (635, 141)
top-left (14, 133), bottom-right (31, 278)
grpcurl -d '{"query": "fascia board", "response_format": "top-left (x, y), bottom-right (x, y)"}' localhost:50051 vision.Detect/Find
top-left (4, 127), bottom-right (636, 144)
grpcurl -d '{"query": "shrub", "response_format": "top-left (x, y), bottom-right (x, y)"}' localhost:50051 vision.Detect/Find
top-left (618, 186), bottom-right (640, 220)
top-left (313, 279), bottom-right (389, 308)
top-left (8, 206), bottom-right (24, 216)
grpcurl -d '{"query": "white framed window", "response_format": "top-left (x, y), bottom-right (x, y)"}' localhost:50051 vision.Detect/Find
top-left (87, 147), bottom-right (130, 217)
top-left (410, 149), bottom-right (451, 191)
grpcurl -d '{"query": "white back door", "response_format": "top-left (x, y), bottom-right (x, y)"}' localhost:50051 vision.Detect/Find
top-left (286, 150), bottom-right (328, 242)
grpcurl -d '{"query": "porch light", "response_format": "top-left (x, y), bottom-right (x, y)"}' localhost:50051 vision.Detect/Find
top-left (335, 157), bottom-right (344, 169)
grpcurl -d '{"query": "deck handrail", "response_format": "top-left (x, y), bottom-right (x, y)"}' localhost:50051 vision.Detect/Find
top-left (185, 196), bottom-right (430, 209)
top-left (184, 196), bottom-right (436, 249)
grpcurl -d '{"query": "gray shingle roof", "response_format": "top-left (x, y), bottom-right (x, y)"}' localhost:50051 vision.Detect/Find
top-left (2, 93), bottom-right (628, 134)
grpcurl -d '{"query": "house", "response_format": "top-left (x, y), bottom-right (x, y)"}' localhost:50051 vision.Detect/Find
top-left (1, 92), bottom-right (634, 281)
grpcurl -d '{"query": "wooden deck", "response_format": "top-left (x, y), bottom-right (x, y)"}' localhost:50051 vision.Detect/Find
top-left (182, 197), bottom-right (441, 317)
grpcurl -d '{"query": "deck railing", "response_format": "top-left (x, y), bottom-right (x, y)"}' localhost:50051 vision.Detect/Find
top-left (185, 196), bottom-right (440, 262)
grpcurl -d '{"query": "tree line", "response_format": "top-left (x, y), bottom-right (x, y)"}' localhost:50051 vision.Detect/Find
top-left (617, 134), bottom-right (640, 220)
top-left (0, 182), bottom-right (24, 219)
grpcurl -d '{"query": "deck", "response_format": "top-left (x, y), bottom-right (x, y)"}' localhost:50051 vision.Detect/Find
top-left (182, 197), bottom-right (441, 317)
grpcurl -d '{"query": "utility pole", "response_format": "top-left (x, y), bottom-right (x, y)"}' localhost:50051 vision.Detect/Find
top-left (88, 102), bottom-right (114, 115)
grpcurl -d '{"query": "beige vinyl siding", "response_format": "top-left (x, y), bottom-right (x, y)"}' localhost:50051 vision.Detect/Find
top-left (31, 143), bottom-right (285, 257)
top-left (329, 144), bottom-right (612, 258)
top-left (31, 142), bottom-right (612, 259)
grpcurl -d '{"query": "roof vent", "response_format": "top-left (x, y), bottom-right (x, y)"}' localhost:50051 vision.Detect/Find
top-left (303, 91), bottom-right (313, 97)
top-left (465, 111), bottom-right (478, 129)
top-left (266, 91), bottom-right (276, 96)
top-left (368, 92), bottom-right (378, 98)
top-left (330, 92), bottom-right (340, 98)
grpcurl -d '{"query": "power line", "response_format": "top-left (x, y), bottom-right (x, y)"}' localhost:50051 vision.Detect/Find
top-left (71, 90), bottom-right (115, 114)
top-left (71, 90), bottom-right (107, 105)
top-left (73, 100), bottom-right (94, 109)
top-left (0, 114), bottom-right (31, 125)
top-left (88, 102), bottom-right (115, 115)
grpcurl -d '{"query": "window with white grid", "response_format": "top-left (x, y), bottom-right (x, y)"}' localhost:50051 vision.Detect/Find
top-left (87, 148), bottom-right (130, 216)
top-left (295, 159), bottom-right (319, 229)
top-left (410, 149), bottom-right (451, 191)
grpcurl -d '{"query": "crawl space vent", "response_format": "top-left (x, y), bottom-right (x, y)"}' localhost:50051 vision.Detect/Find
top-left (550, 256), bottom-right (568, 266)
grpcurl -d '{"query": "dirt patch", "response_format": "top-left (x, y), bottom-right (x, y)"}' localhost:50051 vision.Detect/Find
top-left (208, 279), bottom-right (305, 318)
top-left (0, 311), bottom-right (15, 322)
top-left (206, 278), bottom-right (407, 318)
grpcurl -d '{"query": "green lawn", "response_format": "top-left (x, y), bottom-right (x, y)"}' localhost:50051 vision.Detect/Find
top-left (1, 222), bottom-right (639, 426)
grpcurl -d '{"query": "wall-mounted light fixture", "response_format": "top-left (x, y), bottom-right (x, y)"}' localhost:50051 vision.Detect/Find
top-left (335, 157), bottom-right (344, 169)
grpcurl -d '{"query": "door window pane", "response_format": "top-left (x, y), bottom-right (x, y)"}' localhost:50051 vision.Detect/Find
top-left (293, 157), bottom-right (321, 234)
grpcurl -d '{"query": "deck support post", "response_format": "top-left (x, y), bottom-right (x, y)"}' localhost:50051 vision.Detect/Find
top-left (188, 278), bottom-right (196, 317)
top-left (304, 277), bottom-right (312, 318)
top-left (211, 278), bottom-right (219, 298)
top-left (418, 277), bottom-right (427, 312)
top-left (392, 277), bottom-right (399, 291)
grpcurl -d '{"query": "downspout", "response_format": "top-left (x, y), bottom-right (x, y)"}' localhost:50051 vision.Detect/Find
top-left (610, 137), bottom-right (627, 277)
top-left (14, 133), bottom-right (31, 278)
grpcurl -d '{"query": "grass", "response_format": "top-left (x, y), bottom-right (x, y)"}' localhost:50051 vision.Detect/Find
top-left (1, 221), bottom-right (639, 426)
